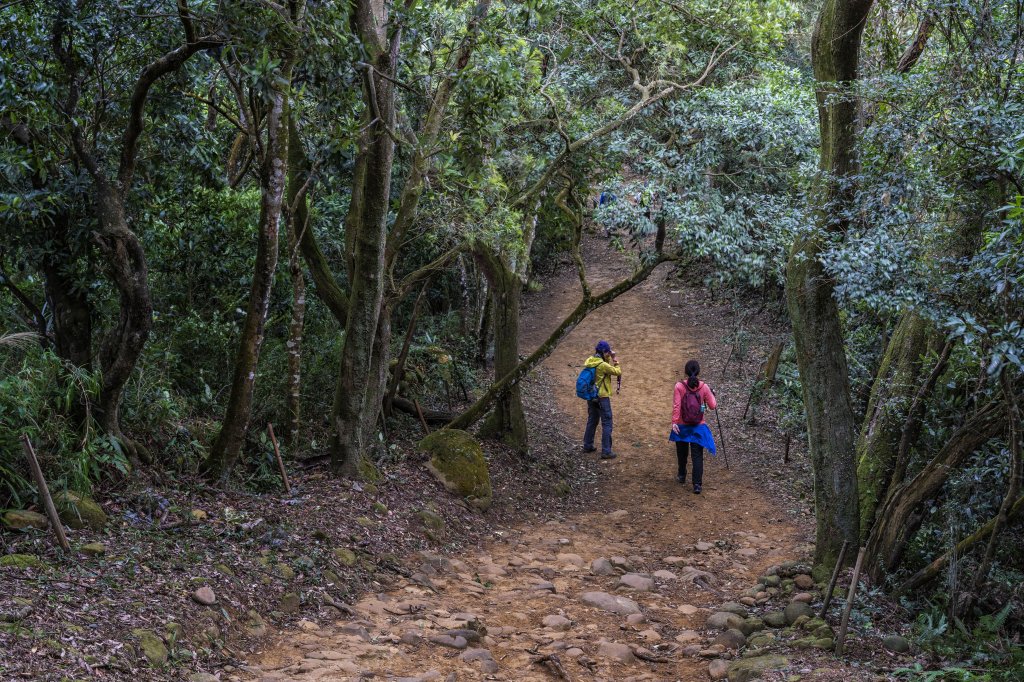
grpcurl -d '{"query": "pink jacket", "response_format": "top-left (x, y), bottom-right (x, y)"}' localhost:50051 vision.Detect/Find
top-left (673, 380), bottom-right (717, 425)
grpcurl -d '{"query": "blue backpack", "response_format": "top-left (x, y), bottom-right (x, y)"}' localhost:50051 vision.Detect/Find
top-left (576, 365), bottom-right (599, 401)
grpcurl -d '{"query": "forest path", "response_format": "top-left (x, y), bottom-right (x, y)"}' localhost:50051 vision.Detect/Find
top-left (242, 237), bottom-right (814, 681)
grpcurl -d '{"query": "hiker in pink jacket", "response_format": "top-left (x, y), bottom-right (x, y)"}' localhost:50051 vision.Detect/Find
top-left (670, 359), bottom-right (718, 494)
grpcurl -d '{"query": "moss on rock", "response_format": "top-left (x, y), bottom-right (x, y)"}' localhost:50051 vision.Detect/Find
top-left (132, 629), bottom-right (168, 666)
top-left (420, 429), bottom-right (492, 510)
top-left (727, 654), bottom-right (789, 682)
top-left (334, 548), bottom-right (357, 566)
top-left (0, 553), bottom-right (46, 569)
top-left (53, 491), bottom-right (107, 530)
top-left (2, 510), bottom-right (49, 531)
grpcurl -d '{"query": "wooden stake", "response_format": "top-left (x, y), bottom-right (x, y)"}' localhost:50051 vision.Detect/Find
top-left (783, 432), bottom-right (792, 464)
top-left (819, 539), bottom-right (850, 619)
top-left (413, 399), bottom-right (431, 435)
top-left (21, 435), bottom-right (71, 553)
top-left (266, 423), bottom-right (291, 495)
top-left (835, 546), bottom-right (866, 656)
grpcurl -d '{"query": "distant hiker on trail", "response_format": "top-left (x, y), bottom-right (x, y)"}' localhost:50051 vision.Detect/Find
top-left (578, 340), bottom-right (622, 460)
top-left (670, 359), bottom-right (717, 494)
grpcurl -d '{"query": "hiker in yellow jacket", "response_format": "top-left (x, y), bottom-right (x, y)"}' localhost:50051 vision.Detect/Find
top-left (583, 340), bottom-right (622, 459)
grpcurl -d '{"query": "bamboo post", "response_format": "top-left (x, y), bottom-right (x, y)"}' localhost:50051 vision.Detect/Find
top-left (413, 399), bottom-right (431, 435)
top-left (21, 435), bottom-right (71, 552)
top-left (835, 546), bottom-right (866, 656)
top-left (266, 423), bottom-right (291, 495)
top-left (819, 539), bottom-right (850, 618)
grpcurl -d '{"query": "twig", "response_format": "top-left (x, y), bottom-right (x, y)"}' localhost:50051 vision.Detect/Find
top-left (530, 653), bottom-right (572, 681)
top-left (819, 539), bottom-right (850, 618)
top-left (21, 435), bottom-right (71, 552)
top-left (322, 594), bottom-right (357, 616)
top-left (836, 547), bottom-right (866, 656)
top-left (267, 423), bottom-right (291, 494)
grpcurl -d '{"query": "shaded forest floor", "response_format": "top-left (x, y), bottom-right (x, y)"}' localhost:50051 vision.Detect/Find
top-left (1, 236), bottom-right (919, 681)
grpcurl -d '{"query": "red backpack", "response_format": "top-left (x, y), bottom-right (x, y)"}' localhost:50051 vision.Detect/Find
top-left (680, 382), bottom-right (704, 425)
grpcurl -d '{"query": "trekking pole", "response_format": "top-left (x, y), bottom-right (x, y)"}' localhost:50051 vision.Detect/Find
top-left (714, 408), bottom-right (730, 470)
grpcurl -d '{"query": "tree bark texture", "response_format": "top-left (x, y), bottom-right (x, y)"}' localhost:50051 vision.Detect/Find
top-left (289, 117), bottom-right (350, 324)
top-left (784, 0), bottom-right (874, 569)
top-left (865, 400), bottom-right (1007, 581)
top-left (473, 245), bottom-right (528, 450)
top-left (42, 212), bottom-right (92, 369)
top-left (855, 312), bottom-right (937, 539)
top-left (58, 4), bottom-right (222, 466)
top-left (284, 165), bottom-right (309, 444)
top-left (330, 0), bottom-right (397, 475)
top-left (91, 184), bottom-right (154, 466)
top-left (205, 68), bottom-right (294, 480)
top-left (329, 0), bottom-right (490, 474)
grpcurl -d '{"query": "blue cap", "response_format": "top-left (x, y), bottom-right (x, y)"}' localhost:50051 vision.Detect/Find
top-left (596, 340), bottom-right (611, 354)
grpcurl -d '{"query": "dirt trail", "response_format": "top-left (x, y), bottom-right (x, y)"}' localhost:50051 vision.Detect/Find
top-left (241, 239), bottom-right (813, 681)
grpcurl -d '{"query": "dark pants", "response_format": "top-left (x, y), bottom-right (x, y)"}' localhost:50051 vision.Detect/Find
top-left (584, 398), bottom-right (613, 454)
top-left (676, 441), bottom-right (704, 485)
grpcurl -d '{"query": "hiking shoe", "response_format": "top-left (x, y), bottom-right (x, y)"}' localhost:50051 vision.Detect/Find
top-left (583, 446), bottom-right (597, 453)
top-left (676, 474), bottom-right (686, 484)
top-left (600, 452), bottom-right (617, 460)
top-left (693, 484), bottom-right (702, 494)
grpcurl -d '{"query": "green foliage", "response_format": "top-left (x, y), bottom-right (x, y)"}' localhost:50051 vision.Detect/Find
top-left (899, 603), bottom-right (1024, 681)
top-left (595, 67), bottom-right (817, 291)
top-left (0, 348), bottom-right (128, 507)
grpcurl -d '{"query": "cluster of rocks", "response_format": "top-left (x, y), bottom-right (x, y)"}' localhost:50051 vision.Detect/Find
top-left (241, 529), bottom-right (718, 681)
top-left (696, 560), bottom-right (911, 680)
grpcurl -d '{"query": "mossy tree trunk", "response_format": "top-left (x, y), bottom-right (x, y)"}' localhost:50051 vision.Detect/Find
top-left (329, 0), bottom-right (491, 474)
top-left (284, 137), bottom-right (311, 444)
top-left (204, 22), bottom-right (298, 480)
top-left (855, 312), bottom-right (937, 539)
top-left (329, 0), bottom-right (398, 476)
top-left (864, 400), bottom-right (1006, 581)
top-left (473, 245), bottom-right (528, 450)
top-left (784, 0), bottom-right (874, 569)
top-left (58, 5), bottom-right (222, 466)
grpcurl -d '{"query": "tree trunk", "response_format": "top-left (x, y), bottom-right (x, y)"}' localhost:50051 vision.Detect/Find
top-left (284, 175), bottom-right (309, 444)
top-left (330, 13), bottom-right (397, 475)
top-left (473, 244), bottom-right (528, 450)
top-left (476, 290), bottom-right (491, 367)
top-left (360, 303), bottom-right (392, 454)
top-left (92, 186), bottom-right (154, 466)
top-left (784, 0), bottom-right (874, 569)
top-left (204, 76), bottom-right (292, 481)
top-left (384, 282), bottom-right (429, 416)
top-left (42, 212), bottom-right (92, 369)
top-left (58, 2), bottom-right (222, 467)
top-left (855, 312), bottom-right (936, 539)
top-left (865, 401), bottom-right (1006, 580)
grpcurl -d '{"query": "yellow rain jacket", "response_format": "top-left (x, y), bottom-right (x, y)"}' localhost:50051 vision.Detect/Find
top-left (584, 355), bottom-right (622, 398)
